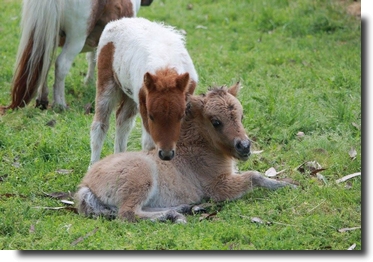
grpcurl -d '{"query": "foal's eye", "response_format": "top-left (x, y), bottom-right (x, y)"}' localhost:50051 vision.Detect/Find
top-left (149, 114), bottom-right (154, 121)
top-left (211, 119), bottom-right (221, 128)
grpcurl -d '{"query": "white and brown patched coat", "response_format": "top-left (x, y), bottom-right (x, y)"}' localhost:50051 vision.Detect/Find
top-left (90, 17), bottom-right (198, 166)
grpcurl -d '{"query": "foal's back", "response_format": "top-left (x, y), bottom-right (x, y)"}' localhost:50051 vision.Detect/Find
top-left (98, 17), bottom-right (198, 102)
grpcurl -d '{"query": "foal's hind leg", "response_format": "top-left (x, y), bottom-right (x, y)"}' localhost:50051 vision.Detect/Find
top-left (115, 93), bottom-right (138, 153)
top-left (89, 42), bottom-right (119, 168)
top-left (116, 160), bottom-right (188, 224)
top-left (90, 84), bottom-right (119, 167)
top-left (142, 204), bottom-right (207, 219)
top-left (136, 209), bottom-right (187, 224)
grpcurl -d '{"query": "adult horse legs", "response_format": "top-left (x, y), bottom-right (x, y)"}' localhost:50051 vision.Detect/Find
top-left (114, 93), bottom-right (138, 153)
top-left (53, 34), bottom-right (87, 109)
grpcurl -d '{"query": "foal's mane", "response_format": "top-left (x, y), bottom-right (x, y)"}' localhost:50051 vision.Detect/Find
top-left (185, 86), bottom-right (230, 119)
top-left (198, 85), bottom-right (230, 97)
top-left (207, 85), bottom-right (230, 95)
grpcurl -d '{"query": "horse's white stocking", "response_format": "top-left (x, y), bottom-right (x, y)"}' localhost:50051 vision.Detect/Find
top-left (115, 94), bottom-right (138, 153)
top-left (53, 34), bottom-right (87, 108)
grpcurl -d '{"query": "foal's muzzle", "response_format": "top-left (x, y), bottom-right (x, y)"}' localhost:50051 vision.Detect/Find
top-left (158, 149), bottom-right (175, 161)
top-left (234, 139), bottom-right (251, 159)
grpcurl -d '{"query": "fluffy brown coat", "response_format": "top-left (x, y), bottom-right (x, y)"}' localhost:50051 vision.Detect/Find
top-left (76, 83), bottom-right (295, 223)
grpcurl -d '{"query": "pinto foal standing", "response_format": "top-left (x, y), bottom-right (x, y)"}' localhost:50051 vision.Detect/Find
top-left (90, 17), bottom-right (198, 167)
top-left (77, 83), bottom-right (295, 223)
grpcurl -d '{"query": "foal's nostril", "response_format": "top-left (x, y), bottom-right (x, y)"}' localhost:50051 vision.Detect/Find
top-left (158, 149), bottom-right (175, 161)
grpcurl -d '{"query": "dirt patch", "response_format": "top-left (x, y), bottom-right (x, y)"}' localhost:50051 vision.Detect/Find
top-left (346, 1), bottom-right (361, 18)
top-left (337, 0), bottom-right (361, 18)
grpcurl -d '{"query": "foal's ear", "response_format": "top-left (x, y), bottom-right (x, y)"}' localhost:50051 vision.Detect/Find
top-left (185, 95), bottom-right (203, 119)
top-left (228, 82), bottom-right (241, 97)
top-left (176, 72), bottom-right (190, 93)
top-left (187, 80), bottom-right (197, 96)
top-left (143, 72), bottom-right (157, 92)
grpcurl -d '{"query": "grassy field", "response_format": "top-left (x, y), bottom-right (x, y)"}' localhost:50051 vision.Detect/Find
top-left (0, 0), bottom-right (361, 250)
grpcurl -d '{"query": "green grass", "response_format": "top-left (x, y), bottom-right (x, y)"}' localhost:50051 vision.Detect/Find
top-left (0, 0), bottom-right (361, 250)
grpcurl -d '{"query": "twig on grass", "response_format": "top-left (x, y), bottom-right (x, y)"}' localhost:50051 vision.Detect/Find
top-left (307, 199), bottom-right (326, 213)
top-left (71, 227), bottom-right (99, 246)
top-left (239, 215), bottom-right (296, 227)
top-left (336, 172), bottom-right (361, 184)
top-left (338, 226), bottom-right (361, 233)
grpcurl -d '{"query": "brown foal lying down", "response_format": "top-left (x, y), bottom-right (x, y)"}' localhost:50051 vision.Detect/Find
top-left (76, 83), bottom-right (296, 223)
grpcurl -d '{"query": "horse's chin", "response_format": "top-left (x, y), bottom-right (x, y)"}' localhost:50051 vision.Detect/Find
top-left (234, 152), bottom-right (251, 161)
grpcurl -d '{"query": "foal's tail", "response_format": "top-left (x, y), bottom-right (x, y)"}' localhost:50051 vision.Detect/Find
top-left (8, 0), bottom-right (63, 109)
top-left (75, 186), bottom-right (118, 219)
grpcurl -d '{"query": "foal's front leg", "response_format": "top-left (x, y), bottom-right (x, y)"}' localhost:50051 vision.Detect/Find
top-left (141, 125), bottom-right (155, 151)
top-left (209, 171), bottom-right (296, 202)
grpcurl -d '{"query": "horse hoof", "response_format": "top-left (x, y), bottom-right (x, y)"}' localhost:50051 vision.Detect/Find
top-left (52, 104), bottom-right (68, 112)
top-left (174, 218), bottom-right (187, 224)
top-left (35, 99), bottom-right (49, 110)
top-left (192, 205), bottom-right (207, 214)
